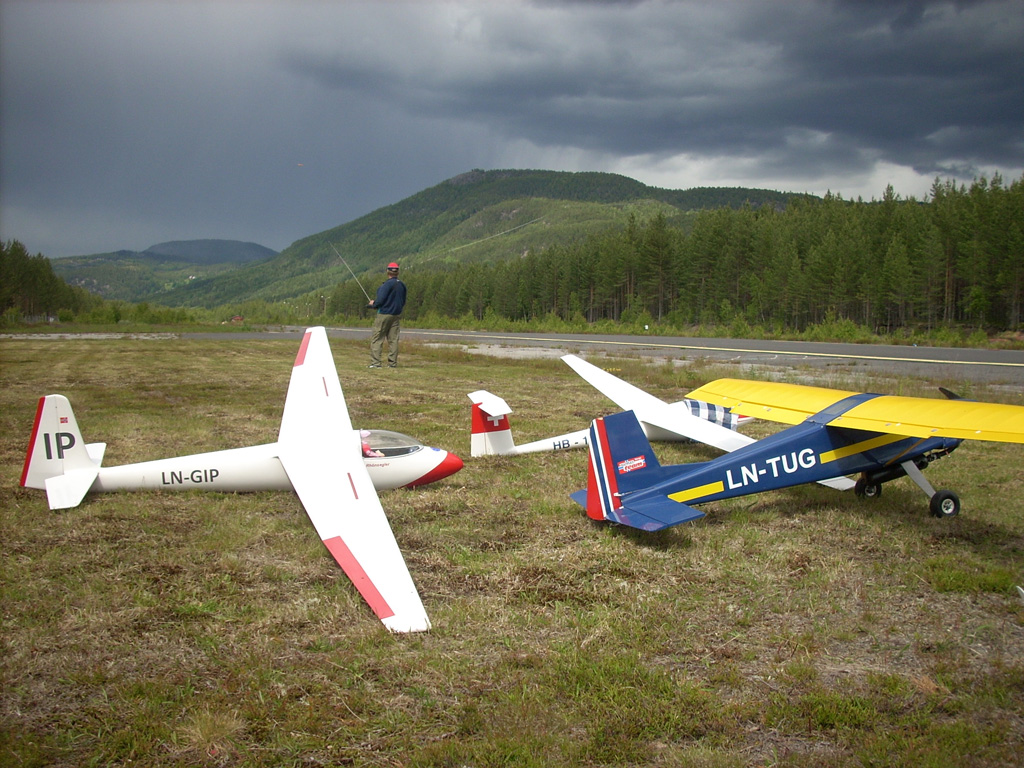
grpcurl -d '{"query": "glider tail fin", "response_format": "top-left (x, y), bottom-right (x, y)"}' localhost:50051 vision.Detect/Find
top-left (21, 395), bottom-right (102, 510)
top-left (470, 389), bottom-right (589, 457)
top-left (469, 390), bottom-right (516, 456)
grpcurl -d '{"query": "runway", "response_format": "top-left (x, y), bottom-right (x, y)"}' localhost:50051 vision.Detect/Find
top-left (12, 326), bottom-right (1020, 388)
top-left (292, 326), bottom-right (1024, 388)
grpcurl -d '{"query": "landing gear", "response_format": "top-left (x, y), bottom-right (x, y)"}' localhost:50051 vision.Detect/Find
top-left (854, 478), bottom-right (882, 499)
top-left (929, 490), bottom-right (961, 518)
top-left (856, 461), bottom-right (961, 519)
top-left (902, 460), bottom-right (960, 519)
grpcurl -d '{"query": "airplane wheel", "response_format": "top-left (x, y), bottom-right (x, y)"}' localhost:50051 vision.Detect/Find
top-left (855, 478), bottom-right (882, 499)
top-left (930, 490), bottom-right (960, 518)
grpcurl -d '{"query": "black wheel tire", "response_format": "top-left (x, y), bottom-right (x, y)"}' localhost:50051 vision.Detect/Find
top-left (930, 490), bottom-right (960, 518)
top-left (855, 479), bottom-right (882, 499)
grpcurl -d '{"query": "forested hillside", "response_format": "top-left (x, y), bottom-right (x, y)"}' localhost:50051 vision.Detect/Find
top-left (10, 170), bottom-right (1021, 337)
top-left (147, 170), bottom-right (803, 307)
top-left (51, 240), bottom-right (277, 301)
top-left (1, 240), bottom-right (101, 321)
top-left (323, 175), bottom-right (1024, 333)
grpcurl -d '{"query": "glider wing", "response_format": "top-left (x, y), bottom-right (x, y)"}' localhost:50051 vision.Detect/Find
top-left (562, 354), bottom-right (670, 413)
top-left (562, 355), bottom-right (752, 453)
top-left (277, 327), bottom-right (430, 632)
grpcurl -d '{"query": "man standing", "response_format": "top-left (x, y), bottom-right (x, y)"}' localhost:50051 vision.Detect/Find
top-left (368, 262), bottom-right (406, 368)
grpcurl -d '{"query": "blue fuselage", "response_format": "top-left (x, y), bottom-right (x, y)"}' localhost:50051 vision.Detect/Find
top-left (630, 394), bottom-right (961, 507)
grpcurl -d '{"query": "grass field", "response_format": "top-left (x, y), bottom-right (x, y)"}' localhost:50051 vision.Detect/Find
top-left (2, 333), bottom-right (1023, 767)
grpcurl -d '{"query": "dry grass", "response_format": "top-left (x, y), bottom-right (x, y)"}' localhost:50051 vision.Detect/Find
top-left (2, 333), bottom-right (1023, 767)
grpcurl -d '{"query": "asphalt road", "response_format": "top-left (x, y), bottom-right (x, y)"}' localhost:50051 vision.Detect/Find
top-left (186, 326), bottom-right (1024, 389)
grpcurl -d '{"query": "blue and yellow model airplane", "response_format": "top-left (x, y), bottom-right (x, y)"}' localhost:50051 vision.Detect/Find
top-left (573, 378), bottom-right (1024, 531)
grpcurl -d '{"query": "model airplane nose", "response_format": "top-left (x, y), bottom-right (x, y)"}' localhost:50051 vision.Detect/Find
top-left (406, 451), bottom-right (464, 487)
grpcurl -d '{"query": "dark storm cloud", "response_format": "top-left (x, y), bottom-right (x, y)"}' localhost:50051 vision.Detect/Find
top-left (285, 0), bottom-right (1022, 177)
top-left (749, 0), bottom-right (1024, 174)
top-left (1, 0), bottom-right (1021, 258)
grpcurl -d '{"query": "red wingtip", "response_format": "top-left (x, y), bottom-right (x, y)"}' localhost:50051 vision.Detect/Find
top-left (322, 536), bottom-right (395, 621)
top-left (294, 330), bottom-right (313, 367)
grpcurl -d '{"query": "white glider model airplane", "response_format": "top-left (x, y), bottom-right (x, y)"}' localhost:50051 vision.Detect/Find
top-left (470, 354), bottom-right (855, 492)
top-left (470, 353), bottom-right (752, 456)
top-left (20, 326), bottom-right (463, 633)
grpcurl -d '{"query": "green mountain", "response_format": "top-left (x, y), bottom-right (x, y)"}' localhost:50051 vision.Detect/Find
top-left (77, 170), bottom-right (811, 307)
top-left (51, 240), bottom-right (277, 301)
top-left (143, 239), bottom-right (277, 265)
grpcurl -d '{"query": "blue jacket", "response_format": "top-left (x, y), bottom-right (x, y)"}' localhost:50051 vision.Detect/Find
top-left (374, 277), bottom-right (407, 315)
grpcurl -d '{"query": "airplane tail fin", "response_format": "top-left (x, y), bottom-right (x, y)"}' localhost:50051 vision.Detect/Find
top-left (469, 389), bottom-right (589, 456)
top-left (573, 410), bottom-right (705, 531)
top-left (469, 390), bottom-right (517, 456)
top-left (21, 395), bottom-right (103, 510)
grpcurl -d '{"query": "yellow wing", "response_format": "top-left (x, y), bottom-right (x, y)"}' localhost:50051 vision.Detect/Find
top-left (831, 396), bottom-right (1024, 443)
top-left (685, 379), bottom-right (859, 425)
top-left (686, 378), bottom-right (1024, 444)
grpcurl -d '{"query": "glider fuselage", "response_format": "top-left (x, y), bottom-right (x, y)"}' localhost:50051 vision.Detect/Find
top-left (90, 438), bottom-right (460, 495)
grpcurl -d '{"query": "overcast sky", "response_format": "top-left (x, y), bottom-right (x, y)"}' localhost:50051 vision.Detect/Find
top-left (2, 0), bottom-right (1022, 258)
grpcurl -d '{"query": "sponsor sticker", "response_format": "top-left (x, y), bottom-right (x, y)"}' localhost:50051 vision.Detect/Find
top-left (617, 455), bottom-right (646, 474)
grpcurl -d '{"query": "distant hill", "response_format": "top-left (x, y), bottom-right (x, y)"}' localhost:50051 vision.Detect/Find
top-left (146, 170), bottom-right (812, 308)
top-left (143, 239), bottom-right (277, 265)
top-left (51, 240), bottom-right (277, 301)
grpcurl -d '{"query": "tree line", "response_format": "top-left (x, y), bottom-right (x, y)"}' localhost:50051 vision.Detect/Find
top-left (0, 240), bottom-right (101, 323)
top-left (1, 240), bottom-right (200, 327)
top-left (328, 174), bottom-right (1024, 334)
